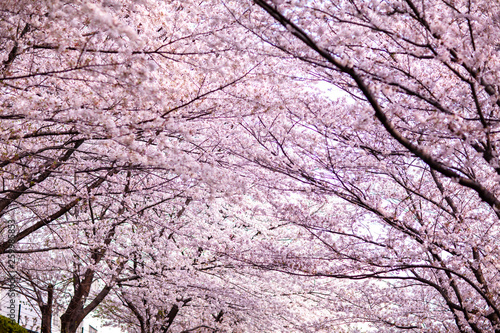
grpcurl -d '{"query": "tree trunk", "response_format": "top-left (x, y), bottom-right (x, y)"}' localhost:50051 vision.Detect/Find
top-left (40, 284), bottom-right (53, 333)
top-left (59, 318), bottom-right (82, 333)
top-left (59, 269), bottom-right (113, 333)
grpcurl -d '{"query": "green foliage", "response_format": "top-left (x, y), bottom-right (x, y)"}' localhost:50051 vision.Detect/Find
top-left (0, 315), bottom-right (28, 333)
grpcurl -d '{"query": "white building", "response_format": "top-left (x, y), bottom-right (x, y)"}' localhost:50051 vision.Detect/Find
top-left (0, 289), bottom-right (98, 333)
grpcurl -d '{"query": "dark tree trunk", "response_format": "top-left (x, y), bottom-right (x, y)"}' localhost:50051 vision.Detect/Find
top-left (59, 269), bottom-right (112, 333)
top-left (40, 284), bottom-right (53, 333)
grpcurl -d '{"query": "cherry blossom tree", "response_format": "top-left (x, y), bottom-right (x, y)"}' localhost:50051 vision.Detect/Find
top-left (0, 0), bottom-right (263, 254)
top-left (0, 1), bottom-right (321, 332)
top-left (5, 0), bottom-right (500, 332)
top-left (211, 0), bottom-right (500, 332)
top-left (92, 198), bottom-right (333, 333)
top-left (0, 0), bottom-right (276, 332)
